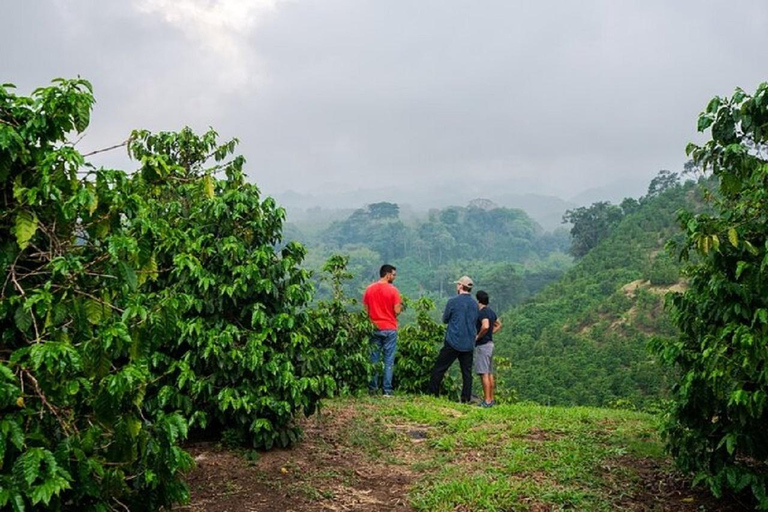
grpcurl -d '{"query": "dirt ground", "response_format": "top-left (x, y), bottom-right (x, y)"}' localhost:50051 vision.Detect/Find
top-left (177, 404), bottom-right (414, 512)
top-left (176, 404), bottom-right (752, 512)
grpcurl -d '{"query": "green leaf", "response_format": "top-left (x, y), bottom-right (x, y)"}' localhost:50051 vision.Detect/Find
top-left (16, 447), bottom-right (44, 486)
top-left (14, 307), bottom-right (32, 332)
top-left (83, 299), bottom-right (104, 325)
top-left (126, 416), bottom-right (142, 438)
top-left (10, 491), bottom-right (24, 512)
top-left (14, 211), bottom-right (38, 250)
top-left (118, 262), bottom-right (138, 291)
top-left (203, 174), bottom-right (215, 199)
top-left (706, 96), bottom-right (722, 114)
top-left (697, 114), bottom-right (715, 132)
top-left (728, 228), bottom-right (738, 247)
top-left (87, 191), bottom-right (98, 215)
top-left (30, 474), bottom-right (70, 505)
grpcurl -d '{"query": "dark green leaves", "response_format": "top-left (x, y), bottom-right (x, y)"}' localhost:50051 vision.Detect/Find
top-left (13, 211), bottom-right (37, 250)
top-left (1, 79), bottom-right (191, 511)
top-left (655, 82), bottom-right (768, 509)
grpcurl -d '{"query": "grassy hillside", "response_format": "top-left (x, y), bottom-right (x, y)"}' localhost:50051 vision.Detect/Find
top-left (495, 179), bottom-right (707, 409)
top-left (179, 396), bottom-right (745, 511)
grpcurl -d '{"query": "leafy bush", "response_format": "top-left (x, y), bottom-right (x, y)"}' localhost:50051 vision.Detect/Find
top-left (1, 80), bottom-right (192, 510)
top-left (395, 298), bottom-right (454, 394)
top-left (124, 127), bottom-right (331, 450)
top-left (654, 83), bottom-right (768, 508)
top-left (647, 253), bottom-right (680, 286)
top-left (303, 255), bottom-right (373, 396)
top-left (0, 78), bottom-right (369, 510)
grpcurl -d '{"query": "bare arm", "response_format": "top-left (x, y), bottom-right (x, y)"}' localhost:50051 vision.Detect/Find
top-left (492, 319), bottom-right (502, 334)
top-left (394, 303), bottom-right (403, 315)
top-left (476, 318), bottom-right (490, 342)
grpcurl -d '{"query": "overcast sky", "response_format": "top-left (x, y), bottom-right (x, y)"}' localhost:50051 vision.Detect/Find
top-left (2, 1), bottom-right (767, 204)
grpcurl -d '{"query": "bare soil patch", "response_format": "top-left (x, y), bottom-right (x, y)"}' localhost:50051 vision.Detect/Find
top-left (605, 456), bottom-right (752, 512)
top-left (177, 403), bottom-right (414, 512)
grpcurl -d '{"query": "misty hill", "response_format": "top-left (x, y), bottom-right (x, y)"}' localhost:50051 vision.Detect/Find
top-left (567, 176), bottom-right (654, 208)
top-left (276, 175), bottom-right (658, 231)
top-left (277, 187), bottom-right (575, 232)
top-left (294, 200), bottom-right (571, 313)
top-left (495, 177), bottom-right (704, 409)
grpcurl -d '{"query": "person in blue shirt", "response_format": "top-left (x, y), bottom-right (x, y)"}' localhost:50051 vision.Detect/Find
top-left (429, 275), bottom-right (479, 403)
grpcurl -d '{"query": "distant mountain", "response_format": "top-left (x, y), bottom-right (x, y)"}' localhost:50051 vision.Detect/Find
top-left (275, 187), bottom-right (574, 232)
top-left (485, 193), bottom-right (574, 231)
top-left (567, 177), bottom-right (651, 207)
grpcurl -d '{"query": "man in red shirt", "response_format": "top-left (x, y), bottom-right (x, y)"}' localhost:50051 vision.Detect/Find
top-left (362, 264), bottom-right (402, 397)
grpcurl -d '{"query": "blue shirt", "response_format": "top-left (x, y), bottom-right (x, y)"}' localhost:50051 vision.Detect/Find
top-left (442, 293), bottom-right (479, 352)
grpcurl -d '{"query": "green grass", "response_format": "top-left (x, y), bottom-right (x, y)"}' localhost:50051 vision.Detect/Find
top-left (346, 395), bottom-right (667, 511)
top-left (228, 395), bottom-right (685, 511)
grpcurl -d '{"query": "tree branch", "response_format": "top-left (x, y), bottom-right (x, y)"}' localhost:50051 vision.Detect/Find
top-left (82, 140), bottom-right (129, 158)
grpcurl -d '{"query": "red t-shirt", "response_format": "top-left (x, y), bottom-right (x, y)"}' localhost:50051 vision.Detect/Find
top-left (362, 281), bottom-right (401, 330)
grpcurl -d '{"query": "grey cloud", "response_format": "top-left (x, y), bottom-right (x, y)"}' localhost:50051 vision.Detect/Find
top-left (2, 0), bottom-right (767, 203)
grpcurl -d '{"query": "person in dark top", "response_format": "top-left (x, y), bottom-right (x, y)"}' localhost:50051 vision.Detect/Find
top-left (474, 290), bottom-right (502, 407)
top-left (429, 275), bottom-right (479, 403)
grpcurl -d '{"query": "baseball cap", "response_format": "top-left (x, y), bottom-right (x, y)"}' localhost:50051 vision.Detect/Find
top-left (453, 276), bottom-right (474, 288)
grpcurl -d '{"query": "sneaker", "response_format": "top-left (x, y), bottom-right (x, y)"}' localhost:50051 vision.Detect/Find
top-left (479, 401), bottom-right (494, 408)
top-left (382, 393), bottom-right (394, 398)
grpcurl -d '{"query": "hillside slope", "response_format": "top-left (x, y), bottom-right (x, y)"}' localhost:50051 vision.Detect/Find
top-left (495, 179), bottom-right (706, 408)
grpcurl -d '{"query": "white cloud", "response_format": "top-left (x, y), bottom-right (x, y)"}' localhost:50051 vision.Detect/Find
top-left (135, 0), bottom-right (282, 89)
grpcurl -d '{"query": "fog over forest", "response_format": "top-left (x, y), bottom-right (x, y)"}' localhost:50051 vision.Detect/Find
top-left (3, 1), bottom-right (767, 218)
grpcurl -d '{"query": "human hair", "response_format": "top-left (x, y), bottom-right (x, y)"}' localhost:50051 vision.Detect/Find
top-left (476, 290), bottom-right (489, 305)
top-left (379, 264), bottom-right (396, 278)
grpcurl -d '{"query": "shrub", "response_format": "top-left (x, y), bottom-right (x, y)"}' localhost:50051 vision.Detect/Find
top-left (124, 127), bottom-right (327, 450)
top-left (395, 298), bottom-right (454, 394)
top-left (303, 255), bottom-right (373, 397)
top-left (1, 79), bottom-right (192, 510)
top-left (654, 83), bottom-right (768, 508)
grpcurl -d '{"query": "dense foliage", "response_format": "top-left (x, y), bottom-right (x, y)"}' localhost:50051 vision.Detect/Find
top-left (496, 175), bottom-right (701, 409)
top-left (562, 201), bottom-right (624, 258)
top-left (304, 255), bottom-right (373, 396)
top-left (1, 79), bottom-right (192, 511)
top-left (0, 79), bottom-right (367, 510)
top-left (654, 83), bottom-right (768, 507)
top-left (394, 298), bottom-right (454, 394)
top-left (123, 127), bottom-right (330, 451)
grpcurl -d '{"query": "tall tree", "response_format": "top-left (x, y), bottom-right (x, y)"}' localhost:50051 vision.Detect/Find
top-left (645, 170), bottom-right (680, 199)
top-left (562, 201), bottom-right (624, 258)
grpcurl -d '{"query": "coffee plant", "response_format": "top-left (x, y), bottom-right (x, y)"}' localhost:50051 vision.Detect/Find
top-left (1, 78), bottom-right (371, 510)
top-left (395, 297), bottom-right (454, 394)
top-left (303, 255), bottom-right (373, 398)
top-left (654, 82), bottom-right (768, 508)
top-left (123, 127), bottom-right (324, 450)
top-left (1, 79), bottom-right (192, 510)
